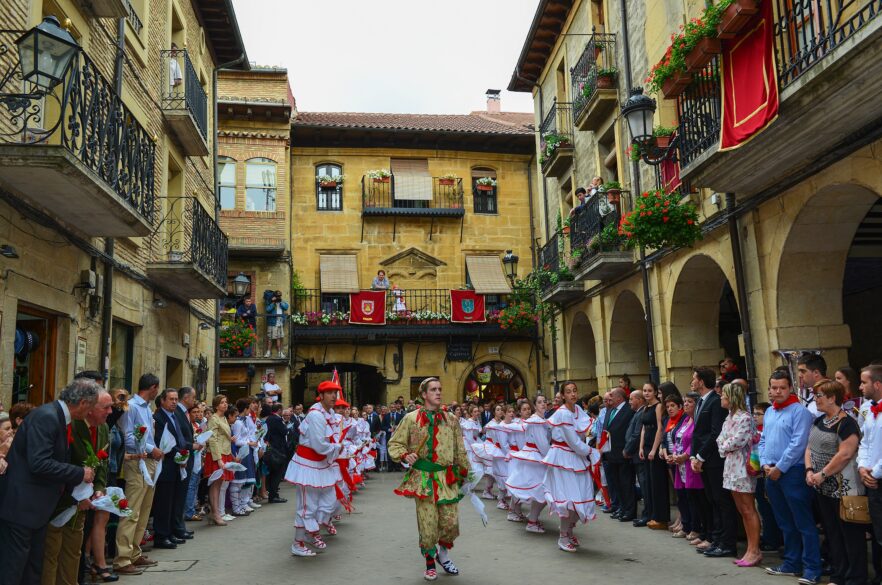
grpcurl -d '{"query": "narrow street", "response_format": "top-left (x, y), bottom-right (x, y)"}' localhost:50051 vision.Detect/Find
top-left (136, 473), bottom-right (785, 584)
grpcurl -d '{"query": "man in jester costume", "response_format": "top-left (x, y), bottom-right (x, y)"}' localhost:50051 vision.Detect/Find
top-left (388, 377), bottom-right (470, 581)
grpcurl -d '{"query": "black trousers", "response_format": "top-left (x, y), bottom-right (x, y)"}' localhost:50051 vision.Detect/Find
top-left (173, 467), bottom-right (192, 537)
top-left (816, 493), bottom-right (867, 585)
top-left (266, 458), bottom-right (285, 499)
top-left (686, 487), bottom-right (708, 537)
top-left (153, 477), bottom-right (187, 539)
top-left (644, 456), bottom-right (670, 522)
top-left (602, 459), bottom-right (620, 510)
top-left (607, 458), bottom-right (637, 517)
top-left (701, 464), bottom-right (738, 548)
top-left (634, 460), bottom-right (651, 520)
top-left (0, 519), bottom-right (47, 585)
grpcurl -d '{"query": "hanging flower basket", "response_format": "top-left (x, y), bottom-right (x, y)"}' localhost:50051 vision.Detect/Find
top-left (373, 177), bottom-right (390, 183)
top-left (320, 181), bottom-right (338, 189)
top-left (655, 135), bottom-right (672, 149)
top-left (596, 71), bottom-right (617, 90)
top-left (661, 71), bottom-right (693, 99)
top-left (684, 37), bottom-right (722, 73)
top-left (476, 184), bottom-right (493, 191)
top-left (718, 0), bottom-right (760, 39)
top-left (439, 178), bottom-right (455, 186)
top-left (619, 189), bottom-right (702, 250)
top-left (606, 189), bottom-right (622, 204)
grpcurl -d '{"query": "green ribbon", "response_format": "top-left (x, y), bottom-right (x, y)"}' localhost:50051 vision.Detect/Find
top-left (413, 458), bottom-right (446, 473)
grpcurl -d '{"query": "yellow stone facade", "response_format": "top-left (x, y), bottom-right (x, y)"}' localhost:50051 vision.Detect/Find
top-left (0, 0), bottom-right (244, 405)
top-left (512, 0), bottom-right (882, 397)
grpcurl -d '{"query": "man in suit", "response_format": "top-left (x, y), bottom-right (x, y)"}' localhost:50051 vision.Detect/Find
top-left (601, 388), bottom-right (637, 522)
top-left (480, 401), bottom-right (493, 427)
top-left (379, 405), bottom-right (393, 471)
top-left (152, 389), bottom-right (188, 550)
top-left (42, 389), bottom-right (112, 585)
top-left (173, 386), bottom-right (200, 541)
top-left (264, 403), bottom-right (289, 503)
top-left (365, 404), bottom-right (381, 437)
top-left (690, 366), bottom-right (738, 558)
top-left (0, 377), bottom-right (100, 585)
top-left (623, 389), bottom-right (648, 525)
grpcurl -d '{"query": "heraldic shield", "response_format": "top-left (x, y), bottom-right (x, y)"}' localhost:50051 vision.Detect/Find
top-left (349, 290), bottom-right (386, 325)
top-left (450, 290), bottom-right (485, 323)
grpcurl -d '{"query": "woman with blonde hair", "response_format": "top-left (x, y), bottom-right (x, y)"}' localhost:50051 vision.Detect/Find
top-left (205, 394), bottom-right (236, 525)
top-left (717, 382), bottom-right (760, 566)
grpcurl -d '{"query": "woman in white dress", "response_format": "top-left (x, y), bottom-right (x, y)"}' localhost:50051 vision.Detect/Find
top-left (543, 381), bottom-right (598, 552)
top-left (503, 402), bottom-right (530, 522)
top-left (484, 405), bottom-right (511, 510)
top-left (461, 405), bottom-right (484, 472)
top-left (506, 396), bottom-right (551, 533)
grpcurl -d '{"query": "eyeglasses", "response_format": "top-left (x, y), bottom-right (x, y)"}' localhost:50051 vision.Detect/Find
top-left (814, 392), bottom-right (827, 398)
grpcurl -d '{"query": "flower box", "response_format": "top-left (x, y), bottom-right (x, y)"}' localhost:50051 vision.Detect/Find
top-left (606, 189), bottom-right (622, 204)
top-left (476, 184), bottom-right (493, 192)
top-left (439, 178), bottom-right (455, 186)
top-left (661, 71), bottom-right (693, 99)
top-left (718, 0), bottom-right (760, 39)
top-left (684, 38), bottom-right (722, 73)
top-left (373, 177), bottom-right (390, 183)
top-left (562, 225), bottom-right (571, 235)
top-left (596, 74), bottom-right (617, 90)
top-left (655, 135), bottom-right (672, 149)
top-left (319, 181), bottom-right (337, 188)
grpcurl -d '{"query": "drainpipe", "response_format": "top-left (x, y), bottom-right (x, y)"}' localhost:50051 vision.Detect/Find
top-left (526, 157), bottom-right (542, 394)
top-left (619, 0), bottom-right (660, 385)
top-left (99, 17), bottom-right (126, 380)
top-left (726, 193), bottom-right (758, 403)
top-left (211, 54), bottom-right (246, 396)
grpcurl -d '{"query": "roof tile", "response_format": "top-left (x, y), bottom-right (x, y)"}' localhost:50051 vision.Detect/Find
top-left (293, 111), bottom-right (534, 136)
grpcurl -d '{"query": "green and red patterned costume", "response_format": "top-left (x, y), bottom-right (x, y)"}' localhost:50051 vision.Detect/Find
top-left (388, 408), bottom-right (470, 556)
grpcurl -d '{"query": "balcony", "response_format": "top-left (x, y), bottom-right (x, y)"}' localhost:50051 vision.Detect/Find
top-left (676, 3), bottom-right (882, 196)
top-left (146, 197), bottom-right (228, 300)
top-left (571, 33), bottom-right (619, 131)
top-left (570, 191), bottom-right (635, 281)
top-left (0, 45), bottom-right (154, 237)
top-left (219, 313), bottom-right (290, 365)
top-left (360, 175), bottom-right (465, 241)
top-left (161, 49), bottom-right (208, 156)
top-left (288, 288), bottom-right (536, 340)
top-left (538, 233), bottom-right (584, 304)
top-left (78, 0), bottom-right (128, 17)
top-left (540, 101), bottom-right (574, 178)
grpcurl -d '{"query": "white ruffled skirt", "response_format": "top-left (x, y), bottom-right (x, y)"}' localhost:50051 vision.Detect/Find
top-left (542, 447), bottom-right (595, 523)
top-left (285, 456), bottom-right (339, 489)
top-left (505, 449), bottom-right (547, 503)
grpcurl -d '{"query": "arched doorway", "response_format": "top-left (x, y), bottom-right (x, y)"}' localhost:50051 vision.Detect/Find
top-left (608, 291), bottom-right (650, 385)
top-left (669, 254), bottom-right (742, 389)
top-left (776, 185), bottom-right (882, 371)
top-left (568, 312), bottom-right (598, 392)
top-left (291, 361), bottom-right (385, 407)
top-left (463, 361), bottom-right (525, 403)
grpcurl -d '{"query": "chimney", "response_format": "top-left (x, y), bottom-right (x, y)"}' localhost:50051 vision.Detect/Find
top-left (486, 89), bottom-right (501, 114)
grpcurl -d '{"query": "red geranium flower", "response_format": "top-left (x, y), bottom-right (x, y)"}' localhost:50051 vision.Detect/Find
top-left (119, 498), bottom-right (129, 509)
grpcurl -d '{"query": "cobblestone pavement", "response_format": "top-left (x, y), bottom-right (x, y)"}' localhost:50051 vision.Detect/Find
top-left (134, 473), bottom-right (787, 585)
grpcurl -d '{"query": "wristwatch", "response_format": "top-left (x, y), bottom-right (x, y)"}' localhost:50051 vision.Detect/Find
top-left (820, 470), bottom-right (828, 479)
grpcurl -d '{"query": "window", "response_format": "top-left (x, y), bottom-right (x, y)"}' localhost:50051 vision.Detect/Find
top-left (218, 157), bottom-right (236, 209)
top-left (109, 322), bottom-right (135, 393)
top-left (316, 163), bottom-right (343, 211)
top-left (391, 158), bottom-right (430, 209)
top-left (472, 167), bottom-right (498, 214)
top-left (245, 157), bottom-right (277, 211)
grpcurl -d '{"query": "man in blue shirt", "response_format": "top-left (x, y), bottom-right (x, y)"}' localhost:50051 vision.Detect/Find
top-left (758, 370), bottom-right (819, 583)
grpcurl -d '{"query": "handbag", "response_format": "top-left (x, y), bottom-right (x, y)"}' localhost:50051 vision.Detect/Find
top-left (833, 420), bottom-right (871, 524)
top-left (264, 445), bottom-right (288, 468)
top-left (746, 415), bottom-right (762, 477)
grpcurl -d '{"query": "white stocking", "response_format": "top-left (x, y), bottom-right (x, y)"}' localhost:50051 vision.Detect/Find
top-left (229, 483), bottom-right (242, 513)
top-left (219, 481), bottom-right (230, 515)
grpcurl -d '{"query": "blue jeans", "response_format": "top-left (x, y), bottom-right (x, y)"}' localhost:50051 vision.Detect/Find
top-left (184, 467), bottom-right (201, 518)
top-left (764, 465), bottom-right (821, 578)
top-left (756, 477), bottom-right (782, 547)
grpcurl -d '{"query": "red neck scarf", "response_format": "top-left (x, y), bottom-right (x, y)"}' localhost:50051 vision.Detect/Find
top-left (870, 401), bottom-right (882, 416)
top-left (772, 394), bottom-right (800, 410)
top-left (664, 410), bottom-right (684, 433)
top-left (416, 408), bottom-right (444, 427)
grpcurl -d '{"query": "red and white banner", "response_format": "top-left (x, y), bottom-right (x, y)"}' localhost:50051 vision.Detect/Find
top-left (660, 152), bottom-right (682, 194)
top-left (450, 290), bottom-right (485, 323)
top-left (348, 291), bottom-right (386, 325)
top-left (719, 0), bottom-right (779, 150)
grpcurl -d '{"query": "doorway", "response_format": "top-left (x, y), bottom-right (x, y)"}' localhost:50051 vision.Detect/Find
top-left (166, 356), bottom-right (184, 390)
top-left (13, 305), bottom-right (58, 404)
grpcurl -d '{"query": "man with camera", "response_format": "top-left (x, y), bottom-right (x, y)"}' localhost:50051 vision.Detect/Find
top-left (264, 290), bottom-right (289, 359)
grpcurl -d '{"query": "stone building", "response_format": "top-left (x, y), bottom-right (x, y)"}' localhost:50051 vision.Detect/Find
top-left (218, 74), bottom-right (544, 405)
top-left (0, 0), bottom-right (246, 405)
top-left (509, 0), bottom-right (882, 396)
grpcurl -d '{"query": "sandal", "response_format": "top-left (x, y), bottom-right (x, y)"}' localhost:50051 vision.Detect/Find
top-left (97, 567), bottom-right (119, 582)
top-left (435, 557), bottom-right (459, 575)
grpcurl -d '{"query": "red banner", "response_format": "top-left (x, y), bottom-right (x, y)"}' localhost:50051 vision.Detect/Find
top-left (450, 290), bottom-right (485, 324)
top-left (348, 291), bottom-right (386, 325)
top-left (660, 153), bottom-right (681, 194)
top-left (719, 0), bottom-right (779, 150)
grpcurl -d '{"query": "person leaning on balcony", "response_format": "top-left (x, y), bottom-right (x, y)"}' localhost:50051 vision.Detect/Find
top-left (168, 42), bottom-right (183, 92)
top-left (588, 176), bottom-right (603, 196)
top-left (371, 270), bottom-right (390, 290)
top-left (569, 187), bottom-right (588, 218)
top-left (264, 291), bottom-right (288, 359)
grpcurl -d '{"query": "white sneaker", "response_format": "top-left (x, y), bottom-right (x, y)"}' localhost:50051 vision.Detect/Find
top-left (222, 514), bottom-right (235, 521)
top-left (249, 501), bottom-right (262, 509)
top-left (291, 542), bottom-right (316, 557)
top-left (480, 490), bottom-right (495, 500)
top-left (506, 511), bottom-right (525, 522)
top-left (244, 505), bottom-right (255, 513)
top-left (558, 537), bottom-right (577, 552)
top-left (526, 521), bottom-right (545, 534)
top-left (496, 501), bottom-right (510, 510)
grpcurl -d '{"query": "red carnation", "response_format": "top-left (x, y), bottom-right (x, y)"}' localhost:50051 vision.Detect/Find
top-left (687, 219), bottom-right (694, 225)
top-left (97, 449), bottom-right (109, 460)
top-left (118, 498), bottom-right (129, 509)
top-left (138, 425), bottom-right (146, 434)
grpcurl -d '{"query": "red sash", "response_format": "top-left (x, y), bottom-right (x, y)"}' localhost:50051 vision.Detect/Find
top-left (525, 442), bottom-right (538, 450)
top-left (296, 445), bottom-right (326, 462)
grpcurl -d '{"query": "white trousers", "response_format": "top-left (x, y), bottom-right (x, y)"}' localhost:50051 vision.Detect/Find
top-left (294, 484), bottom-right (337, 533)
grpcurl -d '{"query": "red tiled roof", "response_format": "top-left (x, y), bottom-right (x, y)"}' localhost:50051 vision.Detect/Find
top-left (293, 111), bottom-right (534, 135)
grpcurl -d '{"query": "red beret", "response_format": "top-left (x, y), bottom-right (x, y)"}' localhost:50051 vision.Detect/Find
top-left (335, 398), bottom-right (350, 408)
top-left (317, 380), bottom-right (342, 395)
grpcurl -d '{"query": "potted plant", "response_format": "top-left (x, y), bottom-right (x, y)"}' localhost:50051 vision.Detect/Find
top-left (316, 174), bottom-right (344, 189)
top-left (626, 143), bottom-right (642, 162)
top-left (595, 67), bottom-right (618, 89)
top-left (602, 181), bottom-right (623, 204)
top-left (168, 250), bottom-right (183, 262)
top-left (219, 320), bottom-right (258, 358)
top-left (619, 189), bottom-right (702, 249)
top-left (439, 173), bottom-right (458, 186)
top-left (716, 0), bottom-right (760, 39)
top-left (588, 222), bottom-right (623, 253)
top-left (542, 132), bottom-right (572, 163)
top-left (681, 17), bottom-right (722, 73)
top-left (562, 217), bottom-right (572, 235)
top-left (368, 169), bottom-right (391, 183)
top-left (476, 177), bottom-right (497, 192)
top-left (653, 125), bottom-right (676, 149)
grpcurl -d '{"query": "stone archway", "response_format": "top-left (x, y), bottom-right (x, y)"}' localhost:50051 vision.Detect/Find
top-left (567, 312), bottom-right (597, 392)
top-left (668, 254), bottom-right (741, 389)
top-left (608, 290), bottom-right (650, 384)
top-left (775, 184), bottom-right (882, 368)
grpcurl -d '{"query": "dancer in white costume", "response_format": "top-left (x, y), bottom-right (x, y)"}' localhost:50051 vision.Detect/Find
top-left (503, 403), bottom-right (529, 522)
top-left (285, 380), bottom-right (344, 557)
top-left (506, 396), bottom-right (551, 533)
top-left (542, 381), bottom-right (599, 552)
top-left (485, 405), bottom-right (511, 510)
top-left (461, 405), bottom-right (485, 474)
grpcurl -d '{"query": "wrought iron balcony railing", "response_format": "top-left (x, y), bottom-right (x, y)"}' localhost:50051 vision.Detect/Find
top-left (538, 232), bottom-right (561, 283)
top-left (124, 0), bottom-right (144, 34)
top-left (569, 190), bottom-right (629, 255)
top-left (570, 32), bottom-right (617, 121)
top-left (676, 57), bottom-right (722, 169)
top-left (539, 100), bottom-right (574, 156)
top-left (161, 48), bottom-right (208, 141)
top-left (0, 39), bottom-right (155, 225)
top-left (361, 176), bottom-right (465, 214)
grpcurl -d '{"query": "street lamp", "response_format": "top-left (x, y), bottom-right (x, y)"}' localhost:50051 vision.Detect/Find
top-left (502, 250), bottom-right (519, 285)
top-left (231, 272), bottom-right (251, 298)
top-left (16, 16), bottom-right (80, 92)
top-left (621, 87), bottom-right (657, 147)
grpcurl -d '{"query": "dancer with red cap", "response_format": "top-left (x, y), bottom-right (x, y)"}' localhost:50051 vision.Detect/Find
top-left (388, 377), bottom-right (471, 581)
top-left (285, 380), bottom-right (343, 557)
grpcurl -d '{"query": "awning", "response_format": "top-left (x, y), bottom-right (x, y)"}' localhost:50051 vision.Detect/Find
top-left (392, 158), bottom-right (432, 201)
top-left (466, 255), bottom-right (512, 294)
top-left (320, 254), bottom-right (360, 293)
